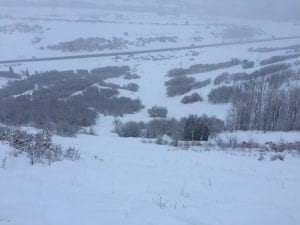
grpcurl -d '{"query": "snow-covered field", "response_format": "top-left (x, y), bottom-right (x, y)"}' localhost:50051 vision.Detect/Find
top-left (1, 6), bottom-right (300, 225)
top-left (1, 6), bottom-right (300, 60)
top-left (1, 118), bottom-right (300, 225)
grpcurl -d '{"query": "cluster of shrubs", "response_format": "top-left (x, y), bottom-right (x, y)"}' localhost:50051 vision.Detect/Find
top-left (208, 86), bottom-right (240, 103)
top-left (213, 72), bottom-right (232, 85)
top-left (0, 67), bottom-right (144, 136)
top-left (124, 74), bottom-right (141, 80)
top-left (47, 37), bottom-right (128, 52)
top-left (124, 83), bottom-right (139, 92)
top-left (181, 93), bottom-right (203, 104)
top-left (242, 60), bottom-right (255, 69)
top-left (31, 36), bottom-right (43, 45)
top-left (165, 76), bottom-right (211, 97)
top-left (46, 36), bottom-right (179, 52)
top-left (0, 23), bottom-right (44, 34)
top-left (213, 63), bottom-right (291, 85)
top-left (260, 53), bottom-right (300, 65)
top-left (249, 44), bottom-right (300, 53)
top-left (148, 106), bottom-right (168, 118)
top-left (137, 36), bottom-right (178, 45)
top-left (189, 58), bottom-right (241, 74)
top-left (166, 59), bottom-right (242, 77)
top-left (166, 68), bottom-right (189, 77)
top-left (0, 127), bottom-right (80, 165)
top-left (215, 136), bottom-right (300, 153)
top-left (115, 115), bottom-right (224, 141)
top-left (165, 75), bottom-right (195, 97)
top-left (193, 79), bottom-right (211, 89)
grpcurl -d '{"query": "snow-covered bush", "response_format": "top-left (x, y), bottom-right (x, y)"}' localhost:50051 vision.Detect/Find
top-left (166, 59), bottom-right (242, 77)
top-left (181, 115), bottom-right (224, 141)
top-left (124, 74), bottom-right (141, 80)
top-left (0, 128), bottom-right (80, 165)
top-left (116, 121), bottom-right (146, 138)
top-left (166, 68), bottom-right (189, 77)
top-left (115, 115), bottom-right (224, 141)
top-left (148, 106), bottom-right (168, 118)
top-left (188, 58), bottom-right (241, 74)
top-left (242, 60), bottom-right (255, 69)
top-left (214, 72), bottom-right (232, 85)
top-left (64, 147), bottom-right (81, 161)
top-left (165, 76), bottom-right (195, 97)
top-left (47, 37), bottom-right (128, 52)
top-left (0, 23), bottom-right (43, 34)
top-left (124, 83), bottom-right (139, 92)
top-left (193, 79), bottom-right (211, 89)
top-left (181, 93), bottom-right (203, 104)
top-left (208, 86), bottom-right (240, 103)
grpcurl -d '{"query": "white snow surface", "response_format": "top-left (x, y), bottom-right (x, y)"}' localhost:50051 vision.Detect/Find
top-left (1, 117), bottom-right (300, 225)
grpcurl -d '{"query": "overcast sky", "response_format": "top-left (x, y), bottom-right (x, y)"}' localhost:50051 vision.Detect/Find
top-left (1, 0), bottom-right (300, 19)
top-left (185, 0), bottom-right (300, 19)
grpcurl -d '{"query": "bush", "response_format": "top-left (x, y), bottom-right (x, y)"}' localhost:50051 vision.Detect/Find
top-left (115, 115), bottom-right (224, 141)
top-left (231, 72), bottom-right (249, 82)
top-left (214, 72), bottom-right (232, 85)
top-left (117, 121), bottom-right (145, 138)
top-left (208, 86), bottom-right (240, 103)
top-left (148, 106), bottom-right (168, 118)
top-left (165, 76), bottom-right (195, 97)
top-left (165, 75), bottom-right (195, 87)
top-left (147, 119), bottom-right (180, 139)
top-left (270, 154), bottom-right (285, 161)
top-left (124, 74), bottom-right (140, 80)
top-left (181, 115), bottom-right (224, 141)
top-left (0, 128), bottom-right (80, 165)
top-left (166, 85), bottom-right (193, 97)
top-left (64, 147), bottom-right (81, 161)
top-left (242, 60), bottom-right (255, 69)
top-left (166, 68), bottom-right (189, 77)
top-left (125, 83), bottom-right (139, 92)
top-left (181, 93), bottom-right (203, 104)
top-left (188, 58), bottom-right (241, 74)
top-left (192, 79), bottom-right (211, 89)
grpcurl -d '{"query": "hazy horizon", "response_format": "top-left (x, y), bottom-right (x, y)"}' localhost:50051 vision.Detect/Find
top-left (1, 0), bottom-right (300, 19)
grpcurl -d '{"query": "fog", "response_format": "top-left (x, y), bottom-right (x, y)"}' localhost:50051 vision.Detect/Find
top-left (0, 0), bottom-right (300, 19)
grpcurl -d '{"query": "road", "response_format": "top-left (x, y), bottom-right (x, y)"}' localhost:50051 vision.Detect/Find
top-left (1, 35), bottom-right (300, 64)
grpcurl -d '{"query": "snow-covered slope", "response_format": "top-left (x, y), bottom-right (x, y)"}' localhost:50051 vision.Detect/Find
top-left (1, 119), bottom-right (300, 225)
top-left (1, 6), bottom-right (300, 225)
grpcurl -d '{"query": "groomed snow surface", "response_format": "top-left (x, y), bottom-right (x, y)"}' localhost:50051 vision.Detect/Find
top-left (1, 117), bottom-right (300, 225)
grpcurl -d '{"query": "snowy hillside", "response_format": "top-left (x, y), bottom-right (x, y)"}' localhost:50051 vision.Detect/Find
top-left (0, 5), bottom-right (300, 225)
top-left (1, 121), bottom-right (300, 225)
